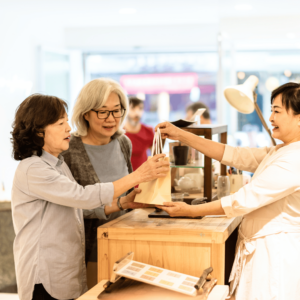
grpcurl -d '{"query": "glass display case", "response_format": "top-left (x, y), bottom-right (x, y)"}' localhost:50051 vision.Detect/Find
top-left (170, 124), bottom-right (228, 202)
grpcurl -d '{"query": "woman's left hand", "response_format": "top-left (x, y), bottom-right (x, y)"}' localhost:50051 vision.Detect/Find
top-left (157, 202), bottom-right (193, 217)
top-left (121, 188), bottom-right (153, 209)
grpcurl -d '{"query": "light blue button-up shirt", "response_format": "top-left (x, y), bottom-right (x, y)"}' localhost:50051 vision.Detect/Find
top-left (11, 151), bottom-right (114, 300)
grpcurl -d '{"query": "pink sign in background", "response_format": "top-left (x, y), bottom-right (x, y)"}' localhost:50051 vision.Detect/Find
top-left (120, 73), bottom-right (199, 94)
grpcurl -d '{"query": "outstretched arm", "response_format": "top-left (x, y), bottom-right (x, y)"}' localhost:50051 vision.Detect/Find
top-left (156, 122), bottom-right (225, 161)
top-left (157, 200), bottom-right (225, 218)
top-left (156, 122), bottom-right (270, 172)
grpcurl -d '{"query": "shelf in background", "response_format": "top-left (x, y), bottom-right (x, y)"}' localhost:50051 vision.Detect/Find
top-left (178, 189), bottom-right (218, 201)
top-left (170, 164), bottom-right (204, 169)
top-left (170, 160), bottom-right (218, 169)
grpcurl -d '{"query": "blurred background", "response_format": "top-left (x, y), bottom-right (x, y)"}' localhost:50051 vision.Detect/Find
top-left (1, 0), bottom-right (300, 200)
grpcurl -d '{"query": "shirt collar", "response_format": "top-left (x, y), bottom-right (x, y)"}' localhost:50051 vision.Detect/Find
top-left (41, 150), bottom-right (64, 167)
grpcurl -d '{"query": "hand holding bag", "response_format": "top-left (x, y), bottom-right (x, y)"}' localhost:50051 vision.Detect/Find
top-left (134, 128), bottom-right (171, 205)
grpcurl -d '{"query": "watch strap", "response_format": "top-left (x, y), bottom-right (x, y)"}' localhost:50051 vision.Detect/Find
top-left (117, 197), bottom-right (124, 211)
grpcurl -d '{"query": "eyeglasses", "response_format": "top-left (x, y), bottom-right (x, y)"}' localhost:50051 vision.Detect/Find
top-left (91, 108), bottom-right (126, 119)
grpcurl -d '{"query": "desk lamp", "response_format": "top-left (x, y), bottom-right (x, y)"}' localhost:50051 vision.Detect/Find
top-left (224, 75), bottom-right (276, 146)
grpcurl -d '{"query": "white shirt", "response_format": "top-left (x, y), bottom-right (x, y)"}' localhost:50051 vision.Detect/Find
top-left (220, 142), bottom-right (300, 300)
top-left (11, 151), bottom-right (114, 300)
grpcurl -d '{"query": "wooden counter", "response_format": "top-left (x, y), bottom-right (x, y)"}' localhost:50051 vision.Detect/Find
top-left (98, 209), bottom-right (242, 285)
top-left (77, 280), bottom-right (229, 300)
top-left (0, 201), bottom-right (17, 293)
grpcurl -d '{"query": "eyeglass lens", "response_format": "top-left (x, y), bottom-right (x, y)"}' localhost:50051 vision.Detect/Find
top-left (97, 109), bottom-right (124, 119)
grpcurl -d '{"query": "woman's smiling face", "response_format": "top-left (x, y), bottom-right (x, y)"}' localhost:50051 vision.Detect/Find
top-left (84, 92), bottom-right (122, 139)
top-left (269, 94), bottom-right (300, 144)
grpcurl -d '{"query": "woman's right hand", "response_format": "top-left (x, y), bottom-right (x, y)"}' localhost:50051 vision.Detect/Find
top-left (135, 154), bottom-right (170, 183)
top-left (156, 202), bottom-right (194, 217)
top-left (155, 122), bottom-right (182, 140)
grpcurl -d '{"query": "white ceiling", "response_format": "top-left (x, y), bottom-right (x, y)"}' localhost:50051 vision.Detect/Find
top-left (2, 0), bottom-right (300, 27)
top-left (1, 0), bottom-right (300, 51)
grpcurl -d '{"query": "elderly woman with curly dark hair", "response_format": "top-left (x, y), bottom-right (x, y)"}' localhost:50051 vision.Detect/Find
top-left (11, 94), bottom-right (169, 300)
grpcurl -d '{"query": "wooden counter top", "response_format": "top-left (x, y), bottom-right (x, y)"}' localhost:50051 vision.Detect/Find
top-left (0, 201), bottom-right (11, 212)
top-left (77, 280), bottom-right (229, 300)
top-left (98, 208), bottom-right (242, 244)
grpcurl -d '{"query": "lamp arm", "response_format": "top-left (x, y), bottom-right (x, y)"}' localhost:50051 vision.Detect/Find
top-left (253, 94), bottom-right (276, 146)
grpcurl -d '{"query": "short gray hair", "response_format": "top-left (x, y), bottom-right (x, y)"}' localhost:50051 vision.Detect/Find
top-left (72, 78), bottom-right (128, 137)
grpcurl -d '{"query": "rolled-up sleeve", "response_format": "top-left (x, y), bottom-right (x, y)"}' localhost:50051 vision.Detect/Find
top-left (221, 158), bottom-right (300, 218)
top-left (26, 161), bottom-right (114, 209)
top-left (83, 206), bottom-right (109, 220)
top-left (83, 206), bottom-right (126, 221)
top-left (221, 145), bottom-right (271, 173)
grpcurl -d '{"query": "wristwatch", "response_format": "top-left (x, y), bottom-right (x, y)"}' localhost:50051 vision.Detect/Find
top-left (117, 197), bottom-right (124, 211)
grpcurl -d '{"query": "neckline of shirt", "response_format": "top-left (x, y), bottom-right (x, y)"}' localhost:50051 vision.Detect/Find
top-left (275, 140), bottom-right (300, 152)
top-left (41, 150), bottom-right (64, 167)
top-left (83, 138), bottom-right (117, 148)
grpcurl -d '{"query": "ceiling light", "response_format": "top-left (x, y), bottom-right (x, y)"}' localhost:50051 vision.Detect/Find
top-left (265, 77), bottom-right (280, 92)
top-left (234, 4), bottom-right (253, 11)
top-left (284, 70), bottom-right (292, 77)
top-left (119, 8), bottom-right (137, 14)
top-left (237, 72), bottom-right (246, 80)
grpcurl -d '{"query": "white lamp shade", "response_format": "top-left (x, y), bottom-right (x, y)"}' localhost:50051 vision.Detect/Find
top-left (224, 75), bottom-right (259, 114)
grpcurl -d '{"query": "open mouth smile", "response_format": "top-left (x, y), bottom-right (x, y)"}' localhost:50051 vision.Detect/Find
top-left (103, 126), bottom-right (115, 130)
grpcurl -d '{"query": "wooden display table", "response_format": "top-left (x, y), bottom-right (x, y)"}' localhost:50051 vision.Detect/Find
top-left (76, 279), bottom-right (229, 300)
top-left (98, 209), bottom-right (242, 285)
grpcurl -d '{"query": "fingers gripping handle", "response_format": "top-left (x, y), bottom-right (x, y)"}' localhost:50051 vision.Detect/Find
top-left (157, 128), bottom-right (163, 154)
top-left (151, 128), bottom-right (163, 156)
top-left (151, 132), bottom-right (157, 156)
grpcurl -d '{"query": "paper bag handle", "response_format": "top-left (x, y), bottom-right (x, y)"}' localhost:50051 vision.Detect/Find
top-left (151, 128), bottom-right (163, 156)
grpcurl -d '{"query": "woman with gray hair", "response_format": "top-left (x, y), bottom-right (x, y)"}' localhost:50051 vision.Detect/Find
top-left (62, 78), bottom-right (163, 288)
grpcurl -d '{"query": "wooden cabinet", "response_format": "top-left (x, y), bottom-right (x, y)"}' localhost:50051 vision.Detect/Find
top-left (98, 209), bottom-right (241, 285)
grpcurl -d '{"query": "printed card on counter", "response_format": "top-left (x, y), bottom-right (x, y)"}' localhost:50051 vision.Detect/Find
top-left (115, 259), bottom-right (199, 296)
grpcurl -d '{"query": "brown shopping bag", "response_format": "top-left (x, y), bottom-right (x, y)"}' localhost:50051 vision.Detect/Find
top-left (134, 128), bottom-right (172, 205)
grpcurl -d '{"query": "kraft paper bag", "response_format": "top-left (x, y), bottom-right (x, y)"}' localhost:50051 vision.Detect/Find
top-left (134, 129), bottom-right (172, 205)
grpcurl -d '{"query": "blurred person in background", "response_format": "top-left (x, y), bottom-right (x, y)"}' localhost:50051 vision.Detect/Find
top-left (11, 94), bottom-right (168, 300)
top-left (185, 102), bottom-right (211, 124)
top-left (62, 80), bottom-right (168, 289)
top-left (124, 96), bottom-right (154, 171)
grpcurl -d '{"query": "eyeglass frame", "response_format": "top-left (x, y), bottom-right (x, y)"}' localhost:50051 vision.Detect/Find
top-left (91, 107), bottom-right (126, 119)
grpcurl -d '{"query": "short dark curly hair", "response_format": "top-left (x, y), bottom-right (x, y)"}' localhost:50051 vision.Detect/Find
top-left (11, 94), bottom-right (68, 161)
top-left (271, 82), bottom-right (300, 114)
